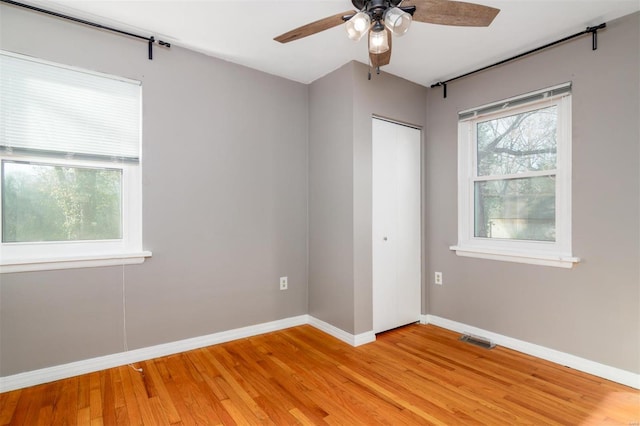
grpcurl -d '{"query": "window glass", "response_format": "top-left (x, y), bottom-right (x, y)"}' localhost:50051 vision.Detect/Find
top-left (2, 161), bottom-right (122, 243)
top-left (476, 105), bottom-right (557, 176)
top-left (474, 176), bottom-right (555, 241)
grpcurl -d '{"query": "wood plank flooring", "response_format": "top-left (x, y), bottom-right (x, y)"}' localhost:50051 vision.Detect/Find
top-left (1, 324), bottom-right (638, 425)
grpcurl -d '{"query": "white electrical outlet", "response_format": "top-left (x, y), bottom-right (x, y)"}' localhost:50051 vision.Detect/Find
top-left (434, 272), bottom-right (443, 285)
top-left (280, 276), bottom-right (288, 290)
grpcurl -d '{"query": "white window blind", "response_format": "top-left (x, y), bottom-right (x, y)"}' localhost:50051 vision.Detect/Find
top-left (458, 82), bottom-right (572, 121)
top-left (0, 51), bottom-right (141, 162)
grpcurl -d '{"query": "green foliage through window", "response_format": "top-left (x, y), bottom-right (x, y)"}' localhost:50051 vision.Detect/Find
top-left (2, 161), bottom-right (122, 243)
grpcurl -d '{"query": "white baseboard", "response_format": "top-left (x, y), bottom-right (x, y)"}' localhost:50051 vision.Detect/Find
top-left (5, 313), bottom-right (636, 392)
top-left (0, 315), bottom-right (376, 393)
top-left (421, 314), bottom-right (640, 389)
top-left (308, 316), bottom-right (376, 347)
top-left (0, 315), bottom-right (308, 393)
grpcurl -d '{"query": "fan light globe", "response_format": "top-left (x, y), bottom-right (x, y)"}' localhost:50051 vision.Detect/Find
top-left (346, 12), bottom-right (371, 41)
top-left (384, 7), bottom-right (411, 36)
top-left (369, 29), bottom-right (389, 54)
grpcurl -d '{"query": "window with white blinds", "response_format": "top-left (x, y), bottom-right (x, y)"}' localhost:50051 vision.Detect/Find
top-left (0, 51), bottom-right (149, 273)
top-left (0, 51), bottom-right (141, 162)
top-left (451, 83), bottom-right (579, 268)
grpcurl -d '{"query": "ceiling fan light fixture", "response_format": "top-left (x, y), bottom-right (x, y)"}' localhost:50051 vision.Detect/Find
top-left (384, 7), bottom-right (411, 36)
top-left (368, 27), bottom-right (389, 54)
top-left (346, 11), bottom-right (371, 41)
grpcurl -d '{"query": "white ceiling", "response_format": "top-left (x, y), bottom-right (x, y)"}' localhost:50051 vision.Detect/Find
top-left (21, 0), bottom-right (640, 87)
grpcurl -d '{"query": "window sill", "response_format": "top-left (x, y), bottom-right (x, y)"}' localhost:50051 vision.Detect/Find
top-left (450, 246), bottom-right (579, 269)
top-left (0, 251), bottom-right (152, 274)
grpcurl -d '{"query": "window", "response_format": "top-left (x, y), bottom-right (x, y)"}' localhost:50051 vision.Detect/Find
top-left (0, 51), bottom-right (150, 273)
top-left (451, 83), bottom-right (579, 268)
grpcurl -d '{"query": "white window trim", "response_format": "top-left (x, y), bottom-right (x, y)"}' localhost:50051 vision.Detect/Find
top-left (451, 85), bottom-right (579, 268)
top-left (0, 153), bottom-right (151, 274)
top-left (0, 252), bottom-right (152, 274)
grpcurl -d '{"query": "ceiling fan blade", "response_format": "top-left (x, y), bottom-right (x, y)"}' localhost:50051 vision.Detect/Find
top-left (369, 30), bottom-right (393, 68)
top-left (274, 10), bottom-right (355, 43)
top-left (402, 0), bottom-right (499, 27)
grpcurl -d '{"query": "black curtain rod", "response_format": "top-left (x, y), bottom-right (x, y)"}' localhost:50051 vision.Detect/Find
top-left (1, 0), bottom-right (171, 60)
top-left (431, 23), bottom-right (606, 98)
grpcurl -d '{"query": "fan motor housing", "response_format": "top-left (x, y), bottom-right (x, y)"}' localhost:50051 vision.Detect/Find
top-left (352, 0), bottom-right (403, 12)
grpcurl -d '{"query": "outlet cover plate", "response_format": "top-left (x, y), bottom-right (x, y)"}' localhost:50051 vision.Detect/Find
top-left (435, 272), bottom-right (443, 285)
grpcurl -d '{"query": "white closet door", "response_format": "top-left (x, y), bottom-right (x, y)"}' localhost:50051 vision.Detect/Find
top-left (372, 118), bottom-right (421, 334)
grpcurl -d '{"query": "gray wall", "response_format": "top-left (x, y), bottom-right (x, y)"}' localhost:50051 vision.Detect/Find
top-left (308, 61), bottom-right (426, 334)
top-left (0, 4), bottom-right (309, 376)
top-left (308, 63), bottom-right (355, 333)
top-left (425, 12), bottom-right (640, 373)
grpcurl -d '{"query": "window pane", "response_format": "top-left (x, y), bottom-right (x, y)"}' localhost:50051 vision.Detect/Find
top-left (2, 161), bottom-right (122, 242)
top-left (477, 105), bottom-right (557, 176)
top-left (474, 176), bottom-right (555, 241)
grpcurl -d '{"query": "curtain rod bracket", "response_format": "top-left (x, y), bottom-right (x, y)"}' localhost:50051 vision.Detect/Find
top-left (148, 36), bottom-right (154, 60)
top-left (587, 23), bottom-right (606, 50)
top-left (430, 81), bottom-right (447, 99)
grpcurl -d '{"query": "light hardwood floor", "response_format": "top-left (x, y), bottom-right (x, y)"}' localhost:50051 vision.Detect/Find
top-left (1, 324), bottom-right (638, 425)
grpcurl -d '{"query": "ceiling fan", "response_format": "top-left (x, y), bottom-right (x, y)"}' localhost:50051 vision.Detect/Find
top-left (274, 0), bottom-right (500, 72)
